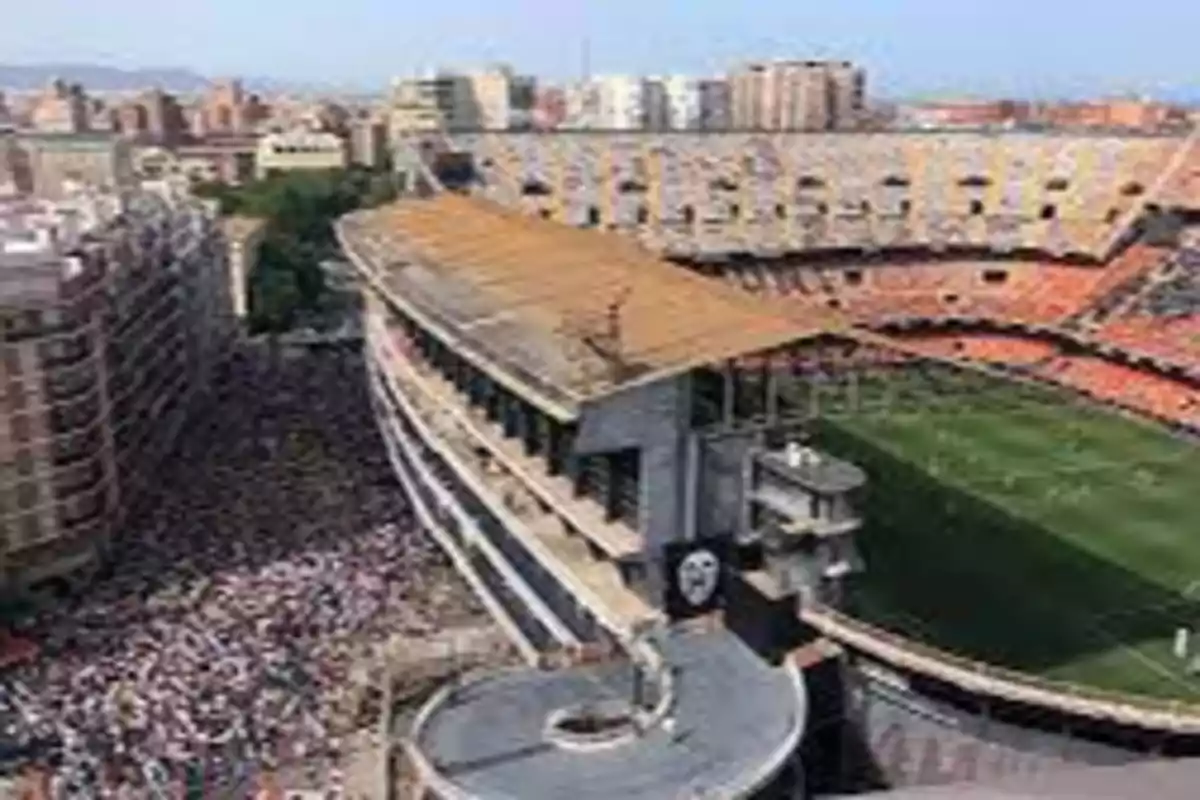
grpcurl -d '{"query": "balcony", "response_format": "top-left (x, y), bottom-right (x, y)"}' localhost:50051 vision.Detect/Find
top-left (367, 321), bottom-right (661, 640)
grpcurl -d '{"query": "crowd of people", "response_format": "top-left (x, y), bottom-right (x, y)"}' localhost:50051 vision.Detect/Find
top-left (1, 345), bottom-right (488, 798)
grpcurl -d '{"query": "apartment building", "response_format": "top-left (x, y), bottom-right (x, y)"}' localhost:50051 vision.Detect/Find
top-left (563, 76), bottom-right (671, 131)
top-left (185, 80), bottom-right (269, 139)
top-left (661, 76), bottom-right (732, 131)
top-left (110, 89), bottom-right (188, 144)
top-left (255, 127), bottom-right (348, 179)
top-left (348, 116), bottom-right (389, 169)
top-left (15, 132), bottom-right (135, 200)
top-left (28, 81), bottom-right (90, 135)
top-left (459, 66), bottom-right (537, 131)
top-left (730, 60), bottom-right (866, 131)
top-left (0, 184), bottom-right (235, 594)
top-left (388, 75), bottom-right (450, 137)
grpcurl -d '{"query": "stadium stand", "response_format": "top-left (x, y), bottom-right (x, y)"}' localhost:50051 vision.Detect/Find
top-left (461, 132), bottom-right (1198, 260)
top-left (394, 132), bottom-right (1200, 796)
top-left (451, 132), bottom-right (1200, 436)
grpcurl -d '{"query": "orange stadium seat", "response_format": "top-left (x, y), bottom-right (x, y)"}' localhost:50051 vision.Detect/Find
top-left (1036, 356), bottom-right (1200, 427)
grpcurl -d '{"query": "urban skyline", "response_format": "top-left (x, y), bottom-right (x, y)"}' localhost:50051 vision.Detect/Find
top-left (3, 0), bottom-right (1200, 100)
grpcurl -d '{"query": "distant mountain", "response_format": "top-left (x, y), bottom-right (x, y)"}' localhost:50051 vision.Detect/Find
top-left (0, 63), bottom-right (343, 96)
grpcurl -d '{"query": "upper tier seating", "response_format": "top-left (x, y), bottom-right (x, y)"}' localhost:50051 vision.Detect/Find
top-left (459, 133), bottom-right (1197, 259)
top-left (1096, 245), bottom-right (1200, 369)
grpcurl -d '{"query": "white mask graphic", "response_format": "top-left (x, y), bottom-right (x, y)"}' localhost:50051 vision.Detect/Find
top-left (677, 549), bottom-right (720, 608)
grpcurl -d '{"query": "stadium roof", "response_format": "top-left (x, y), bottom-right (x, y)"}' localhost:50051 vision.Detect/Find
top-left (340, 193), bottom-right (849, 418)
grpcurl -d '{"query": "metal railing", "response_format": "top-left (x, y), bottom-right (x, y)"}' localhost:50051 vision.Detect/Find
top-left (802, 603), bottom-right (1200, 733)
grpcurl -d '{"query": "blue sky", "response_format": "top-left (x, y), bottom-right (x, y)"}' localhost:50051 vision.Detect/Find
top-left (3, 0), bottom-right (1199, 99)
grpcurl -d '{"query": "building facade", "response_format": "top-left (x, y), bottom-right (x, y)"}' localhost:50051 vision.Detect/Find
top-left (563, 76), bottom-right (672, 131)
top-left (0, 185), bottom-right (236, 594)
top-left (660, 76), bottom-right (732, 131)
top-left (28, 81), bottom-right (90, 135)
top-left (255, 128), bottom-right (348, 179)
top-left (14, 133), bottom-right (135, 200)
top-left (348, 117), bottom-right (389, 170)
top-left (730, 60), bottom-right (866, 131)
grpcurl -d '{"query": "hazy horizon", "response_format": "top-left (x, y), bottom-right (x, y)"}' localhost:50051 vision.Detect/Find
top-left (3, 0), bottom-right (1200, 99)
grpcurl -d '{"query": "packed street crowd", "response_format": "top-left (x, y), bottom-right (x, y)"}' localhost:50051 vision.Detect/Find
top-left (0, 345), bottom-right (489, 798)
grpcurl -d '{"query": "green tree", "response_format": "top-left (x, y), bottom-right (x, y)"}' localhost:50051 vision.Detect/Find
top-left (219, 166), bottom-right (399, 332)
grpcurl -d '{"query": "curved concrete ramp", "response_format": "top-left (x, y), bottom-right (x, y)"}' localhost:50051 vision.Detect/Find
top-left (411, 628), bottom-right (806, 800)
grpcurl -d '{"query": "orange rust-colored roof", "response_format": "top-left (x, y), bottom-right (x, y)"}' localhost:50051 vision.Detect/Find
top-left (345, 193), bottom-right (850, 406)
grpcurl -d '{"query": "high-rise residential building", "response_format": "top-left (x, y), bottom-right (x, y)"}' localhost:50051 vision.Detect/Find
top-left (660, 76), bottom-right (732, 131)
top-left (730, 60), bottom-right (866, 131)
top-left (29, 81), bottom-right (90, 135)
top-left (16, 132), bottom-right (135, 200)
top-left (348, 116), bottom-right (389, 169)
top-left (532, 86), bottom-right (567, 131)
top-left (189, 80), bottom-right (268, 138)
top-left (0, 182), bottom-right (237, 594)
top-left (697, 79), bottom-right (732, 131)
top-left (112, 89), bottom-right (187, 144)
top-left (456, 66), bottom-right (537, 131)
top-left (563, 76), bottom-right (670, 131)
top-left (641, 79), bottom-right (671, 132)
top-left (387, 74), bottom-right (451, 137)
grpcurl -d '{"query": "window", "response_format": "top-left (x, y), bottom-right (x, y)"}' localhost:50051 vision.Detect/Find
top-left (844, 270), bottom-right (863, 287)
top-left (1120, 181), bottom-right (1144, 197)
top-left (8, 382), bottom-right (26, 411)
top-left (20, 515), bottom-right (41, 543)
top-left (775, 203), bottom-right (786, 220)
top-left (880, 175), bottom-right (911, 188)
top-left (957, 175), bottom-right (992, 188)
top-left (586, 206), bottom-right (600, 227)
top-left (982, 269), bottom-right (1008, 285)
top-left (1045, 177), bottom-right (1070, 192)
top-left (968, 199), bottom-right (984, 216)
top-left (899, 199), bottom-right (912, 217)
top-left (729, 203), bottom-right (741, 221)
top-left (539, 208), bottom-right (552, 220)
top-left (682, 205), bottom-right (695, 224)
top-left (636, 205), bottom-right (649, 225)
top-left (11, 414), bottom-right (31, 444)
top-left (16, 482), bottom-right (38, 510)
top-left (521, 179), bottom-right (551, 197)
top-left (797, 175), bottom-right (826, 189)
top-left (1040, 204), bottom-right (1057, 220)
top-left (3, 348), bottom-right (21, 375)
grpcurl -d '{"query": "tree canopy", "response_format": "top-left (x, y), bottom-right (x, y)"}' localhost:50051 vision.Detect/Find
top-left (196, 166), bottom-right (398, 334)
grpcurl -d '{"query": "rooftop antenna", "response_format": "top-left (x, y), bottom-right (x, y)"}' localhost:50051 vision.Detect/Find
top-left (559, 285), bottom-right (634, 386)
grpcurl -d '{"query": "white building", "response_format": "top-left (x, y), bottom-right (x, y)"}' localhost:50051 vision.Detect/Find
top-left (660, 77), bottom-right (732, 131)
top-left (255, 127), bottom-right (348, 179)
top-left (391, 66), bottom-right (537, 134)
top-left (563, 76), bottom-right (671, 131)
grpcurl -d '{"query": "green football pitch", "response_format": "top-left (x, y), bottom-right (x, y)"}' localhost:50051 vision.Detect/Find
top-left (804, 370), bottom-right (1200, 703)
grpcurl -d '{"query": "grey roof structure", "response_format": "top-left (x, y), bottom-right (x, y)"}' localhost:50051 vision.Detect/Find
top-left (412, 629), bottom-right (805, 800)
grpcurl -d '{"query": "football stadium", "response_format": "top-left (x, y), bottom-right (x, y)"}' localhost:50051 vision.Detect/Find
top-left (359, 128), bottom-right (1200, 794)
top-left (447, 130), bottom-right (1200, 701)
